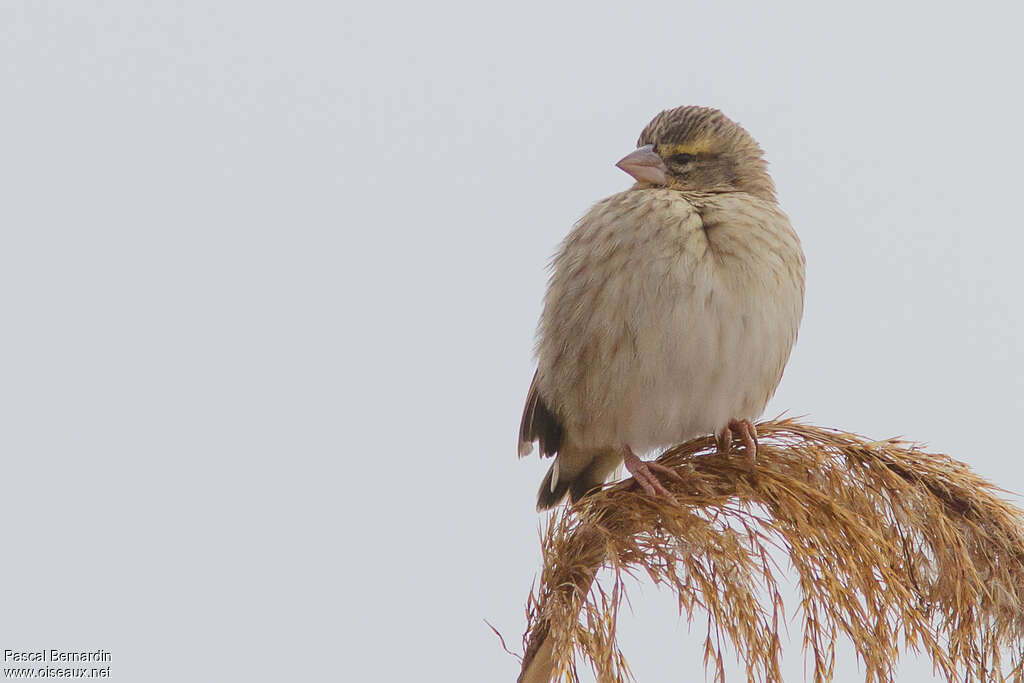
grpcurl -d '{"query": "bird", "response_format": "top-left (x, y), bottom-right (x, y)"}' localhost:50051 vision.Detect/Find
top-left (518, 105), bottom-right (805, 510)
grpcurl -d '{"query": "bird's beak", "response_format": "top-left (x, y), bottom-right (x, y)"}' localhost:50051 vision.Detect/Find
top-left (616, 144), bottom-right (668, 186)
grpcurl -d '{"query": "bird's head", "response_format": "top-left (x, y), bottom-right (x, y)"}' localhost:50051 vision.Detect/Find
top-left (616, 106), bottom-right (775, 202)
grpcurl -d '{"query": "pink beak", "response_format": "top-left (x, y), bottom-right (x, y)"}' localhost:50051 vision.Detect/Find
top-left (616, 144), bottom-right (668, 185)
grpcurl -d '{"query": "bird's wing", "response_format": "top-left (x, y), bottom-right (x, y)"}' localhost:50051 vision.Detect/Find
top-left (518, 370), bottom-right (563, 459)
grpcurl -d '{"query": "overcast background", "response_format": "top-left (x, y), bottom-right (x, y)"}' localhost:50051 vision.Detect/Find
top-left (2, 1), bottom-right (1023, 681)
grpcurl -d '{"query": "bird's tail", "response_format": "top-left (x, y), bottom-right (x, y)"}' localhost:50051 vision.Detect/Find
top-left (537, 463), bottom-right (572, 510)
top-left (536, 448), bottom-right (622, 510)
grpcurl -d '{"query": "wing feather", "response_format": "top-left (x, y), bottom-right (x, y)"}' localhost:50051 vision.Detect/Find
top-left (517, 371), bottom-right (563, 459)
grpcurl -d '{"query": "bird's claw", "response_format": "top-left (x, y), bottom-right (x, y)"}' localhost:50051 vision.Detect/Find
top-left (623, 445), bottom-right (683, 503)
top-left (717, 418), bottom-right (759, 471)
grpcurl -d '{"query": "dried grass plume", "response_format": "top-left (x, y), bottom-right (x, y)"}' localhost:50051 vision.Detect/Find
top-left (516, 419), bottom-right (1024, 682)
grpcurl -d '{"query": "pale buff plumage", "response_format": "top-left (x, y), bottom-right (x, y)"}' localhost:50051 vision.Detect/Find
top-left (519, 106), bottom-right (805, 510)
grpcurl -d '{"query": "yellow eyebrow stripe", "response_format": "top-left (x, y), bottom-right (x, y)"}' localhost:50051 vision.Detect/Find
top-left (658, 140), bottom-right (714, 156)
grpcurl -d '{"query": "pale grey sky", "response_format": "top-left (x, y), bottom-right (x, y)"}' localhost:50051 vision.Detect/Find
top-left (2, 1), bottom-right (1023, 681)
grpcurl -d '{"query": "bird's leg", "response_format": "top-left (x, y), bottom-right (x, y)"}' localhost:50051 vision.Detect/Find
top-left (717, 419), bottom-right (759, 470)
top-left (622, 444), bottom-right (683, 502)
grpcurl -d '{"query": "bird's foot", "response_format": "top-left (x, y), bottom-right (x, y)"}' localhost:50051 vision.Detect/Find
top-left (716, 418), bottom-right (759, 470)
top-left (623, 444), bottom-right (683, 503)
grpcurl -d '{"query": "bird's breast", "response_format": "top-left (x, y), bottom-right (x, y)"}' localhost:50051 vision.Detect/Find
top-left (536, 188), bottom-right (804, 451)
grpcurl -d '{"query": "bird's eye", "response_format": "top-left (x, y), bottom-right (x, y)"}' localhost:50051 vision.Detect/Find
top-left (669, 153), bottom-right (696, 165)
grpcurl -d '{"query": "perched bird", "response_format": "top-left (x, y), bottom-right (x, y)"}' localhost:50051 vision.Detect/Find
top-left (519, 106), bottom-right (805, 510)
